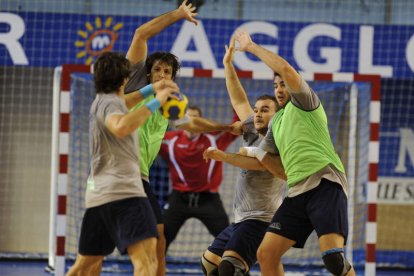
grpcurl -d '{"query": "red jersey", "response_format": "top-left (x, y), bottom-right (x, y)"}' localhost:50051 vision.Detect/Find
top-left (160, 131), bottom-right (238, 192)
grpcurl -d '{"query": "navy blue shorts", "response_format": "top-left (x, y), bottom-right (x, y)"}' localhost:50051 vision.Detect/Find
top-left (78, 197), bottom-right (158, 255)
top-left (143, 179), bottom-right (163, 224)
top-left (208, 219), bottom-right (268, 268)
top-left (267, 178), bottom-right (348, 248)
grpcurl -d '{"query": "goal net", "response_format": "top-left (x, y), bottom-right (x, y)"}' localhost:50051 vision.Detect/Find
top-left (52, 65), bottom-right (377, 273)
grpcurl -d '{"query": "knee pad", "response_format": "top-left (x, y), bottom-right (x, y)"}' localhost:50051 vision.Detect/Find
top-left (322, 248), bottom-right (352, 276)
top-left (218, 255), bottom-right (247, 276)
top-left (200, 254), bottom-right (218, 276)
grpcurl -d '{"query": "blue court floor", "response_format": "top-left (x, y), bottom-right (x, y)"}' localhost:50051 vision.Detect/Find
top-left (0, 259), bottom-right (414, 276)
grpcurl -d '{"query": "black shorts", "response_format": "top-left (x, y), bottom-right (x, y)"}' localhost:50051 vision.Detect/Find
top-left (208, 219), bottom-right (268, 268)
top-left (78, 197), bottom-right (158, 256)
top-left (143, 179), bottom-right (163, 224)
top-left (267, 178), bottom-right (348, 248)
top-left (163, 190), bottom-right (229, 248)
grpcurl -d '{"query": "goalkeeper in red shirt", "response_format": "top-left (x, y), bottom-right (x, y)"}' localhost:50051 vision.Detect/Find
top-left (159, 106), bottom-right (239, 250)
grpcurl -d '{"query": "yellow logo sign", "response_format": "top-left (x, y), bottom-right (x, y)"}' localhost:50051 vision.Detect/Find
top-left (75, 17), bottom-right (123, 65)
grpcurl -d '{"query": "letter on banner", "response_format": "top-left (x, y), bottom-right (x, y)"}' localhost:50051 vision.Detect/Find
top-left (0, 12), bottom-right (29, 65)
top-left (171, 21), bottom-right (217, 69)
top-left (294, 23), bottom-right (341, 73)
top-left (359, 25), bottom-right (393, 77)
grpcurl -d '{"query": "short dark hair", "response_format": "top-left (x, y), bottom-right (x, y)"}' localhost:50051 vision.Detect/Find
top-left (256, 94), bottom-right (277, 103)
top-left (146, 52), bottom-right (181, 82)
top-left (187, 105), bottom-right (202, 117)
top-left (256, 94), bottom-right (278, 111)
top-left (94, 52), bottom-right (131, 94)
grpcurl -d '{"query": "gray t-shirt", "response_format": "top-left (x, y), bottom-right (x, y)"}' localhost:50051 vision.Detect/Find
top-left (85, 93), bottom-right (146, 208)
top-left (259, 78), bottom-right (348, 198)
top-left (233, 115), bottom-right (286, 223)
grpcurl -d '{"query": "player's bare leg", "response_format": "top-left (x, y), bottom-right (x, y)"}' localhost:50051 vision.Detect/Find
top-left (128, 237), bottom-right (158, 276)
top-left (257, 232), bottom-right (294, 276)
top-left (65, 254), bottom-right (104, 276)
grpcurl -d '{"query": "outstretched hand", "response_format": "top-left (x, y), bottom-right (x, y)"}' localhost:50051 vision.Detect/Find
top-left (223, 36), bottom-right (236, 65)
top-left (203, 147), bottom-right (226, 162)
top-left (178, 0), bottom-right (199, 25)
top-left (233, 30), bottom-right (254, 52)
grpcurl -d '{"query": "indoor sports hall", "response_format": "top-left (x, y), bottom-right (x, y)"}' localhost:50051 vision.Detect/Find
top-left (1, 0), bottom-right (414, 275)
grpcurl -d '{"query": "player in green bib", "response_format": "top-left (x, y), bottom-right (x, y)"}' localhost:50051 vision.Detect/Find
top-left (270, 94), bottom-right (346, 187)
top-left (130, 95), bottom-right (168, 180)
top-left (234, 31), bottom-right (356, 276)
top-left (123, 2), bottom-right (241, 275)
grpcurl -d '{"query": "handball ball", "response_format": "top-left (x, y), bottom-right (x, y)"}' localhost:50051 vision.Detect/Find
top-left (159, 93), bottom-right (188, 120)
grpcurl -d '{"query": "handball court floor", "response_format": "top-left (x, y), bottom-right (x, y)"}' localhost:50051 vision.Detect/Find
top-left (1, 260), bottom-right (413, 276)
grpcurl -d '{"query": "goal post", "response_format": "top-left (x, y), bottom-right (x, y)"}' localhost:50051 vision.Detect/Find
top-left (49, 64), bottom-right (92, 276)
top-left (49, 65), bottom-right (380, 275)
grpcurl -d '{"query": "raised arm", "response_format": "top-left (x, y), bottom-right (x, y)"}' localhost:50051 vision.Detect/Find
top-left (127, 0), bottom-right (198, 64)
top-left (234, 31), bottom-right (301, 92)
top-left (223, 36), bottom-right (253, 122)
